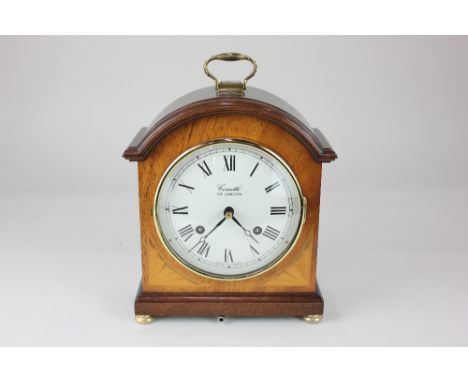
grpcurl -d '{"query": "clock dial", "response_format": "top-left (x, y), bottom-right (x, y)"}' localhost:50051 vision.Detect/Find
top-left (155, 140), bottom-right (304, 279)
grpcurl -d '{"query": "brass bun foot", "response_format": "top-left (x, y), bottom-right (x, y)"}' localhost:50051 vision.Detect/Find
top-left (303, 314), bottom-right (323, 324)
top-left (135, 314), bottom-right (154, 324)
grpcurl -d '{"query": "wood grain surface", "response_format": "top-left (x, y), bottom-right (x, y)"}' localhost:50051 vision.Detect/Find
top-left (135, 283), bottom-right (324, 317)
top-left (123, 87), bottom-right (337, 163)
top-left (137, 114), bottom-right (322, 293)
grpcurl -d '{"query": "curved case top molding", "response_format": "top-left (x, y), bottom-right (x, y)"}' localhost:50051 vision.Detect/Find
top-left (122, 87), bottom-right (337, 163)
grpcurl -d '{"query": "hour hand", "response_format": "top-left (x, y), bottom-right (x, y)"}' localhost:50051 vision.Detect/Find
top-left (232, 216), bottom-right (259, 244)
top-left (244, 229), bottom-right (259, 244)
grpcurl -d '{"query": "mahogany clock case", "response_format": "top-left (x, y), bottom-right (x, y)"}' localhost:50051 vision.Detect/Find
top-left (123, 87), bottom-right (337, 318)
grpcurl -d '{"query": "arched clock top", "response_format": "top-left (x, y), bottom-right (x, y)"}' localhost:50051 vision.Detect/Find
top-left (122, 87), bottom-right (337, 163)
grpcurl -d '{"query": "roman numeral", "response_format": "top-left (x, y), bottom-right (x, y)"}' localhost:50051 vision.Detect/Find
top-left (263, 225), bottom-right (280, 241)
top-left (178, 183), bottom-right (194, 193)
top-left (172, 206), bottom-right (188, 215)
top-left (224, 248), bottom-right (234, 262)
top-left (249, 245), bottom-right (259, 256)
top-left (197, 242), bottom-right (211, 257)
top-left (265, 181), bottom-right (280, 193)
top-left (270, 206), bottom-right (287, 215)
top-left (197, 160), bottom-right (212, 177)
top-left (178, 224), bottom-right (194, 241)
top-left (250, 162), bottom-right (259, 177)
top-left (223, 155), bottom-right (236, 171)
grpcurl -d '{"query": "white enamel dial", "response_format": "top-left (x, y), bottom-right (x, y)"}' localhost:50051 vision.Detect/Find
top-left (155, 140), bottom-right (304, 279)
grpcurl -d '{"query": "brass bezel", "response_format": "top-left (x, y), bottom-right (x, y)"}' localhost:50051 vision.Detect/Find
top-left (152, 138), bottom-right (306, 281)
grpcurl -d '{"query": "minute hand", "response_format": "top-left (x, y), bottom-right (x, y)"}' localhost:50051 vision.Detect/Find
top-left (205, 217), bottom-right (226, 239)
top-left (189, 217), bottom-right (226, 252)
top-left (231, 216), bottom-right (259, 243)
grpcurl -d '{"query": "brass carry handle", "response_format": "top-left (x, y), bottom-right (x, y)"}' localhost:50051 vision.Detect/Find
top-left (203, 52), bottom-right (257, 94)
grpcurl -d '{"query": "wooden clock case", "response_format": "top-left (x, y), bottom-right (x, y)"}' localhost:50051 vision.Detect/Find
top-left (123, 86), bottom-right (337, 323)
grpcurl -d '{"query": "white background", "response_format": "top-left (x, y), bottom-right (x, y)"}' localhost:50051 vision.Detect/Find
top-left (1, 36), bottom-right (467, 345)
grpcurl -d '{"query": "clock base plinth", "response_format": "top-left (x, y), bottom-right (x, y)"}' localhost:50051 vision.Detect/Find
top-left (134, 282), bottom-right (324, 320)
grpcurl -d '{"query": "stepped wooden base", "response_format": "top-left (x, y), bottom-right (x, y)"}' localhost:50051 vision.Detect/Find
top-left (134, 282), bottom-right (324, 320)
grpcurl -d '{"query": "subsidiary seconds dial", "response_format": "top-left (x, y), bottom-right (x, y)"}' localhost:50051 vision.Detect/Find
top-left (154, 140), bottom-right (304, 279)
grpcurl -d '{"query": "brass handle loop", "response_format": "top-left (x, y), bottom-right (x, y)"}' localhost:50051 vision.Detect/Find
top-left (203, 52), bottom-right (257, 94)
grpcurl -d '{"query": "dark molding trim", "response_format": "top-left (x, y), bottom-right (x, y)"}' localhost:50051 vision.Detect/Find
top-left (134, 282), bottom-right (324, 317)
top-left (123, 87), bottom-right (337, 163)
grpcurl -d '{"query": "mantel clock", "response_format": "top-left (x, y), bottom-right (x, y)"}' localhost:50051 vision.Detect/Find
top-left (123, 53), bottom-right (337, 323)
